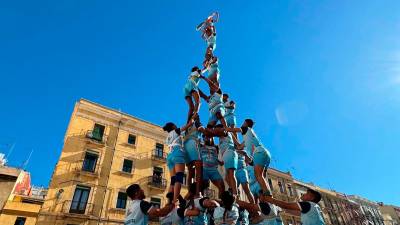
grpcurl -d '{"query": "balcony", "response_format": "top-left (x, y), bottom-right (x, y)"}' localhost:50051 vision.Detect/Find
top-left (151, 150), bottom-right (167, 162)
top-left (72, 160), bottom-right (100, 178)
top-left (61, 200), bottom-right (96, 218)
top-left (147, 176), bottom-right (167, 190)
top-left (85, 130), bottom-right (107, 146)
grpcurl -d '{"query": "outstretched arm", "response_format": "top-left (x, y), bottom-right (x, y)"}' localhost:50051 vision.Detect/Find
top-left (148, 203), bottom-right (174, 217)
top-left (202, 199), bottom-right (220, 208)
top-left (236, 199), bottom-right (260, 212)
top-left (260, 196), bottom-right (301, 212)
top-left (200, 75), bottom-right (219, 92)
top-left (201, 127), bottom-right (226, 137)
top-left (180, 119), bottom-right (194, 132)
top-left (232, 134), bottom-right (245, 150)
top-left (225, 127), bottom-right (242, 133)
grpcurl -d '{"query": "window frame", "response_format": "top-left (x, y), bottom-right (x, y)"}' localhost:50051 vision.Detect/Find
top-left (268, 178), bottom-right (274, 191)
top-left (154, 143), bottom-right (164, 157)
top-left (128, 134), bottom-right (137, 145)
top-left (287, 184), bottom-right (293, 196)
top-left (14, 217), bottom-right (26, 225)
top-left (116, 192), bottom-right (128, 209)
top-left (278, 181), bottom-right (285, 193)
top-left (70, 185), bottom-right (91, 214)
top-left (92, 123), bottom-right (105, 141)
top-left (122, 159), bottom-right (133, 173)
top-left (82, 151), bottom-right (98, 173)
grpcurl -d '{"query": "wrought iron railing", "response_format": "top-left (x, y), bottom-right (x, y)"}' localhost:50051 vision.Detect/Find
top-left (72, 159), bottom-right (100, 176)
top-left (62, 200), bottom-right (95, 216)
top-left (151, 150), bottom-right (167, 161)
top-left (85, 130), bottom-right (107, 144)
top-left (147, 176), bottom-right (167, 189)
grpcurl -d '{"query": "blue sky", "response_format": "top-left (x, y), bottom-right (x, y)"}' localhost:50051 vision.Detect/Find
top-left (1, 0), bottom-right (399, 205)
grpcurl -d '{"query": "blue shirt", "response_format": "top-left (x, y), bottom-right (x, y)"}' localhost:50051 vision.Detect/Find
top-left (224, 101), bottom-right (235, 116)
top-left (200, 145), bottom-right (219, 168)
top-left (208, 92), bottom-right (224, 112)
top-left (300, 202), bottom-right (326, 225)
top-left (219, 133), bottom-right (235, 154)
top-left (242, 127), bottom-right (262, 156)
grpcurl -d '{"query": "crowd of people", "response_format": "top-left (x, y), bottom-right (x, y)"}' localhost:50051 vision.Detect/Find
top-left (124, 13), bottom-right (326, 225)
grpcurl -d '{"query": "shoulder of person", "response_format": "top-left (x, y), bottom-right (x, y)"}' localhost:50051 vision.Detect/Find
top-left (140, 200), bottom-right (153, 214)
top-left (298, 201), bottom-right (312, 214)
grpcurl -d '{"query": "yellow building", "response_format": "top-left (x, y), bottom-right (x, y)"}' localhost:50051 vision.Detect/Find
top-left (294, 180), bottom-right (366, 225)
top-left (378, 203), bottom-right (400, 225)
top-left (0, 165), bottom-right (46, 225)
top-left (267, 168), bottom-right (301, 225)
top-left (36, 99), bottom-right (195, 225)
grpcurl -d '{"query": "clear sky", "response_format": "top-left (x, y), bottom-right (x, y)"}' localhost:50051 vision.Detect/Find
top-left (0, 0), bottom-right (399, 205)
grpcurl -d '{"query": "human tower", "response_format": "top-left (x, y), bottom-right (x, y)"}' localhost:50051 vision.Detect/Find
top-left (124, 13), bottom-right (327, 225)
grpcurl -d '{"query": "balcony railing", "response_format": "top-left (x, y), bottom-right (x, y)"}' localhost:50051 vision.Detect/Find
top-left (61, 200), bottom-right (95, 216)
top-left (147, 176), bottom-right (167, 189)
top-left (151, 151), bottom-right (167, 161)
top-left (72, 160), bottom-right (100, 177)
top-left (85, 130), bottom-right (107, 145)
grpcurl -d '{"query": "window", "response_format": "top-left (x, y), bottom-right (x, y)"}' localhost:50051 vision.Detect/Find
top-left (268, 178), bottom-right (273, 191)
top-left (154, 143), bottom-right (164, 157)
top-left (82, 152), bottom-right (98, 172)
top-left (14, 217), bottom-right (26, 225)
top-left (152, 167), bottom-right (163, 183)
top-left (128, 134), bottom-right (136, 145)
top-left (150, 197), bottom-right (161, 209)
top-left (278, 181), bottom-right (284, 193)
top-left (288, 184), bottom-right (293, 196)
top-left (122, 159), bottom-right (133, 173)
top-left (70, 186), bottom-right (90, 214)
top-left (116, 192), bottom-right (128, 209)
top-left (153, 167), bottom-right (163, 176)
top-left (91, 123), bottom-right (105, 141)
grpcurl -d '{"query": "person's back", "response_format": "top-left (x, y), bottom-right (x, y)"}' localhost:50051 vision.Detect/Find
top-left (300, 201), bottom-right (325, 225)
